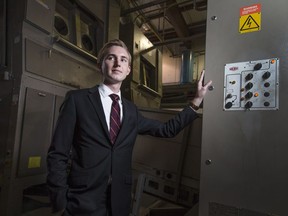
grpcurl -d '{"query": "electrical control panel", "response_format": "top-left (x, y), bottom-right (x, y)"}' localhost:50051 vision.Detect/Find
top-left (224, 58), bottom-right (279, 111)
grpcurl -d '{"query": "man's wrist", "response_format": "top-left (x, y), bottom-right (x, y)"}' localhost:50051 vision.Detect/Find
top-left (189, 101), bottom-right (200, 110)
top-left (190, 97), bottom-right (203, 107)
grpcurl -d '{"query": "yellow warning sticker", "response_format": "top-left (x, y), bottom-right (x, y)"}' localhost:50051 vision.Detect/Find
top-left (239, 4), bottom-right (261, 34)
top-left (28, 156), bottom-right (41, 168)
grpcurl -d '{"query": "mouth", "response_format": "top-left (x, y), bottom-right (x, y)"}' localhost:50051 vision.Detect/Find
top-left (112, 69), bottom-right (122, 73)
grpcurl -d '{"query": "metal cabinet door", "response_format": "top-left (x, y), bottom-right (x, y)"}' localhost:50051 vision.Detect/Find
top-left (17, 87), bottom-right (54, 177)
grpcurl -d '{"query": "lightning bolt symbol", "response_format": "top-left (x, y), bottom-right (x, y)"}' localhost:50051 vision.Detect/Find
top-left (247, 17), bottom-right (252, 27)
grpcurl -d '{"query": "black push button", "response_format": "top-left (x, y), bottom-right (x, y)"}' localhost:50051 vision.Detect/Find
top-left (245, 101), bottom-right (253, 109)
top-left (262, 71), bottom-right (271, 79)
top-left (254, 63), bottom-right (262, 70)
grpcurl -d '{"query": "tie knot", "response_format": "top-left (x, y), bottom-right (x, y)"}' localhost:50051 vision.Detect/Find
top-left (109, 94), bottom-right (119, 102)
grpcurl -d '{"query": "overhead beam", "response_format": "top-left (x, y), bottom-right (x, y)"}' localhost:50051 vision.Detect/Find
top-left (144, 23), bottom-right (206, 44)
top-left (165, 0), bottom-right (191, 48)
top-left (140, 33), bottom-right (205, 55)
top-left (121, 0), bottom-right (169, 16)
top-left (124, 0), bottom-right (176, 55)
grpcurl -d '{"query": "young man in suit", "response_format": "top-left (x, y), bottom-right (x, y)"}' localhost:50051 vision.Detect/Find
top-left (47, 39), bottom-right (212, 216)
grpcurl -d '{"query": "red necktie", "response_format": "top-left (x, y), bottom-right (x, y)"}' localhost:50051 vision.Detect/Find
top-left (109, 94), bottom-right (121, 144)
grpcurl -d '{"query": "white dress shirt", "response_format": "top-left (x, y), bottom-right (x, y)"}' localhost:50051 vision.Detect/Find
top-left (98, 84), bottom-right (123, 130)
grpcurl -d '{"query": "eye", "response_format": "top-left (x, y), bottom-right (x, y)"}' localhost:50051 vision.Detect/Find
top-left (106, 55), bottom-right (115, 61)
top-left (121, 58), bottom-right (128, 63)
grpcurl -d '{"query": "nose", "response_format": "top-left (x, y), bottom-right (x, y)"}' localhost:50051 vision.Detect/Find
top-left (113, 58), bottom-right (120, 67)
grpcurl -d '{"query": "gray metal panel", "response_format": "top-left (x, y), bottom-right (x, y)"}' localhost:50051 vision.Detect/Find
top-left (0, 75), bottom-right (72, 216)
top-left (200, 0), bottom-right (288, 216)
top-left (25, 38), bottom-right (101, 88)
top-left (132, 108), bottom-right (202, 206)
top-left (133, 109), bottom-right (202, 181)
top-left (17, 87), bottom-right (54, 177)
top-left (26, 0), bottom-right (56, 33)
top-left (133, 110), bottom-right (187, 174)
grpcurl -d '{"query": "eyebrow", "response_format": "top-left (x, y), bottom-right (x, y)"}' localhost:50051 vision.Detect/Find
top-left (106, 54), bottom-right (128, 60)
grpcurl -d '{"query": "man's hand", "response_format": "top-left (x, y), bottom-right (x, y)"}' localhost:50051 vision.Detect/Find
top-left (190, 70), bottom-right (213, 107)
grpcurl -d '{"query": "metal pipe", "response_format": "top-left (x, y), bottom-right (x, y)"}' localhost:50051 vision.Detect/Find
top-left (121, 0), bottom-right (170, 16)
top-left (127, 0), bottom-right (175, 55)
top-left (139, 33), bottom-right (205, 54)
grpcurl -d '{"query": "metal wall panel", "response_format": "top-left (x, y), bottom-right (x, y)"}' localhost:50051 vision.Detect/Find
top-left (25, 38), bottom-right (100, 88)
top-left (26, 0), bottom-right (56, 33)
top-left (17, 87), bottom-right (54, 177)
top-left (200, 1), bottom-right (288, 216)
top-left (132, 109), bottom-right (202, 207)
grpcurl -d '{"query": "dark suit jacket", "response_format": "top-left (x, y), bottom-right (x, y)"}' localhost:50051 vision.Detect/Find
top-left (47, 85), bottom-right (198, 216)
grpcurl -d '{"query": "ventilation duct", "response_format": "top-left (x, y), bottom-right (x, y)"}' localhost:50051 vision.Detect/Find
top-left (180, 50), bottom-right (194, 83)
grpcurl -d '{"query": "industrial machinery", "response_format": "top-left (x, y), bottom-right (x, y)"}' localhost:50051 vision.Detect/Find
top-left (131, 109), bottom-right (202, 216)
top-left (200, 0), bottom-right (288, 215)
top-left (6, 0), bottom-right (287, 216)
top-left (0, 0), bottom-right (172, 215)
top-left (0, 0), bottom-right (104, 215)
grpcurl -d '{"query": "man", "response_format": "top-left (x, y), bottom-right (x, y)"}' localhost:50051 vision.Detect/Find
top-left (47, 39), bottom-right (212, 216)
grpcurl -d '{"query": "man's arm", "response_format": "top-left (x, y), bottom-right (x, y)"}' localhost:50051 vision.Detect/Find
top-left (137, 70), bottom-right (212, 137)
top-left (47, 92), bottom-right (76, 213)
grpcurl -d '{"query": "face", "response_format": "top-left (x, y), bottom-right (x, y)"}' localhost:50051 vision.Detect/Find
top-left (101, 45), bottom-right (131, 85)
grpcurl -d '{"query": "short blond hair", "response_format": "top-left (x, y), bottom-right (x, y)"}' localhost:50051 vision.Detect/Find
top-left (97, 39), bottom-right (131, 66)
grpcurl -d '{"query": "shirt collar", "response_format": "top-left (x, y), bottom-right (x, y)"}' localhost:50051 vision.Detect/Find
top-left (99, 84), bottom-right (122, 100)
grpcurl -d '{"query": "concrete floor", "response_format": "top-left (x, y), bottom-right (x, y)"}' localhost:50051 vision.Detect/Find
top-left (21, 183), bottom-right (54, 216)
top-left (20, 184), bottom-right (192, 216)
top-left (22, 195), bottom-right (51, 216)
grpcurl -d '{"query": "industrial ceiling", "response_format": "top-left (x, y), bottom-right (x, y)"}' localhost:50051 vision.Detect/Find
top-left (117, 0), bottom-right (207, 56)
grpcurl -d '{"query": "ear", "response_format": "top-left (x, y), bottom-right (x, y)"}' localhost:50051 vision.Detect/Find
top-left (126, 65), bottom-right (131, 75)
top-left (98, 62), bottom-right (107, 75)
top-left (96, 63), bottom-right (102, 71)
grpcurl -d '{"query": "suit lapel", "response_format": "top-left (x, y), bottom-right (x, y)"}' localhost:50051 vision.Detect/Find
top-left (88, 86), bottom-right (134, 147)
top-left (88, 86), bottom-right (110, 143)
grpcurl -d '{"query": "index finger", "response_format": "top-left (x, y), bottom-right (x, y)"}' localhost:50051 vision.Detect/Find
top-left (199, 70), bottom-right (205, 83)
